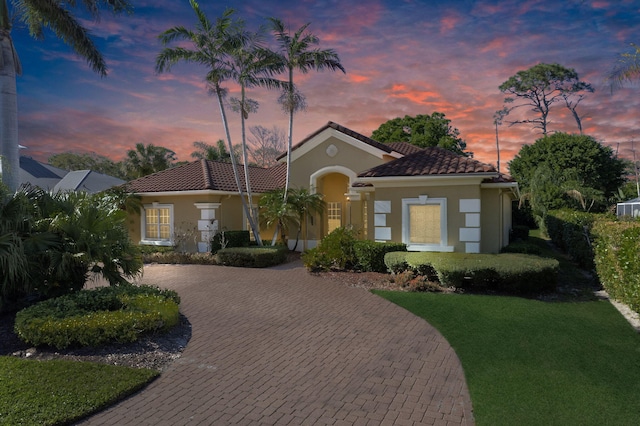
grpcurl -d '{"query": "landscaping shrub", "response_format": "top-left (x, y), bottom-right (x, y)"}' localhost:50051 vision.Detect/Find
top-left (509, 225), bottom-right (530, 241)
top-left (138, 245), bottom-right (175, 255)
top-left (402, 252), bottom-right (558, 294)
top-left (216, 246), bottom-right (288, 268)
top-left (391, 270), bottom-right (447, 292)
top-left (301, 227), bottom-right (359, 271)
top-left (383, 251), bottom-right (409, 274)
top-left (543, 209), bottom-right (604, 269)
top-left (142, 251), bottom-right (217, 265)
top-left (500, 240), bottom-right (542, 256)
top-left (353, 241), bottom-right (407, 272)
top-left (592, 220), bottom-right (640, 313)
top-left (14, 285), bottom-right (180, 349)
top-left (210, 230), bottom-right (250, 254)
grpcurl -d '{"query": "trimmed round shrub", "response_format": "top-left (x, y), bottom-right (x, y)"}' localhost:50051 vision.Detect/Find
top-left (14, 285), bottom-right (180, 349)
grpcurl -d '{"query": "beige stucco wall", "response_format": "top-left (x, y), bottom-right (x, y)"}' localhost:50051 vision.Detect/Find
top-left (480, 188), bottom-right (502, 253)
top-left (287, 135), bottom-right (389, 190)
top-left (286, 132), bottom-right (392, 245)
top-left (370, 182), bottom-right (481, 252)
top-left (129, 192), bottom-right (277, 252)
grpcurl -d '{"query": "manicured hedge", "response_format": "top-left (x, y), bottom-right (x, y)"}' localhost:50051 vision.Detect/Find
top-left (216, 246), bottom-right (288, 268)
top-left (211, 230), bottom-right (251, 253)
top-left (384, 251), bottom-right (559, 294)
top-left (543, 210), bottom-right (602, 269)
top-left (14, 285), bottom-right (180, 349)
top-left (353, 241), bottom-right (407, 272)
top-left (592, 220), bottom-right (640, 313)
top-left (142, 251), bottom-right (218, 265)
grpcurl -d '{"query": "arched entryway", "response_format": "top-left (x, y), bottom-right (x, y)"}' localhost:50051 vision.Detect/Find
top-left (309, 166), bottom-right (359, 239)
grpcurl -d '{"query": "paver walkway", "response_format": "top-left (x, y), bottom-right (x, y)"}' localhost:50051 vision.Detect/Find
top-left (78, 262), bottom-right (473, 425)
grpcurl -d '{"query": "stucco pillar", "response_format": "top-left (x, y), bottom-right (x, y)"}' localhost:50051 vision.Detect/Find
top-left (194, 203), bottom-right (221, 253)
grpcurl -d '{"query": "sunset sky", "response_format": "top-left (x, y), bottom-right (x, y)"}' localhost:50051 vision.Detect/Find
top-left (11, 0), bottom-right (640, 173)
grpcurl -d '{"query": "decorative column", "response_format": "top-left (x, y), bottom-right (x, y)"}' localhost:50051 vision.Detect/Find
top-left (194, 203), bottom-right (221, 253)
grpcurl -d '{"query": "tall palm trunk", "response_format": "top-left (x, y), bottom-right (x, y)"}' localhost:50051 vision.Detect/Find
top-left (283, 66), bottom-right (294, 199)
top-left (0, 21), bottom-right (20, 192)
top-left (239, 84), bottom-right (261, 244)
top-left (214, 83), bottom-right (257, 241)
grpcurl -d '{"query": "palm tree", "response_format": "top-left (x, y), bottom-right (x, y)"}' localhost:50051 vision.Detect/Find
top-left (608, 43), bottom-right (640, 91)
top-left (258, 188), bottom-right (298, 245)
top-left (191, 140), bottom-right (232, 162)
top-left (0, 0), bottom-right (132, 192)
top-left (268, 18), bottom-right (345, 198)
top-left (156, 2), bottom-right (261, 243)
top-left (288, 187), bottom-right (325, 251)
top-left (226, 30), bottom-right (283, 244)
top-left (125, 142), bottom-right (176, 179)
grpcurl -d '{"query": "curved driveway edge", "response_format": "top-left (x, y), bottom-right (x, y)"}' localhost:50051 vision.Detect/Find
top-left (79, 262), bottom-right (474, 425)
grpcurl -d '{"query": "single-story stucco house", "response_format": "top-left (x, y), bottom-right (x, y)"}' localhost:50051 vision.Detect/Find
top-left (125, 122), bottom-right (519, 254)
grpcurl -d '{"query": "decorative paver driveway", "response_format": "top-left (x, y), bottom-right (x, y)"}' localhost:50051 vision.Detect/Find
top-left (78, 262), bottom-right (473, 425)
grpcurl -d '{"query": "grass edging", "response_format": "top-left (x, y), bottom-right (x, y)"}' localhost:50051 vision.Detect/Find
top-left (0, 356), bottom-right (158, 425)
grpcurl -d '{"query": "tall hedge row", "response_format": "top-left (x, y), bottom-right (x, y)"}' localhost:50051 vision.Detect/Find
top-left (543, 209), bottom-right (601, 269)
top-left (592, 220), bottom-right (640, 313)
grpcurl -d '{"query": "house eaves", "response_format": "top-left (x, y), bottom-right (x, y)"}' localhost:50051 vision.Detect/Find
top-left (355, 173), bottom-right (499, 188)
top-left (277, 121), bottom-right (403, 163)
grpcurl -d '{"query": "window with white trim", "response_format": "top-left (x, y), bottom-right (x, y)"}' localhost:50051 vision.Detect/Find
top-left (402, 197), bottom-right (453, 252)
top-left (141, 204), bottom-right (174, 245)
top-left (327, 202), bottom-right (342, 233)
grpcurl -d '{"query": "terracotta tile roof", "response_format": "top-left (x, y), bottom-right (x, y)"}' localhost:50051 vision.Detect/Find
top-left (276, 121), bottom-right (395, 160)
top-left (357, 147), bottom-right (497, 178)
top-left (125, 160), bottom-right (284, 193)
top-left (482, 173), bottom-right (516, 183)
top-left (384, 142), bottom-right (424, 156)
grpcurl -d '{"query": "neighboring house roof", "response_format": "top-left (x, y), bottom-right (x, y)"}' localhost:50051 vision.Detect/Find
top-left (54, 170), bottom-right (125, 193)
top-left (384, 142), bottom-right (424, 156)
top-left (276, 121), bottom-right (396, 161)
top-left (125, 159), bottom-right (286, 194)
top-left (19, 156), bottom-right (124, 193)
top-left (358, 146), bottom-right (497, 178)
top-left (19, 156), bottom-right (68, 190)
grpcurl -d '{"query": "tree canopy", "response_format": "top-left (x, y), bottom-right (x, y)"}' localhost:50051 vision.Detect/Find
top-left (499, 63), bottom-right (593, 135)
top-left (48, 152), bottom-right (126, 179)
top-left (124, 143), bottom-right (176, 179)
top-left (371, 113), bottom-right (467, 155)
top-left (508, 133), bottom-right (625, 215)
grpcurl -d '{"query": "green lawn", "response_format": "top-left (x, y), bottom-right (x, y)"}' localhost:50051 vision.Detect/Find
top-left (0, 357), bottom-right (158, 425)
top-left (374, 290), bottom-right (640, 425)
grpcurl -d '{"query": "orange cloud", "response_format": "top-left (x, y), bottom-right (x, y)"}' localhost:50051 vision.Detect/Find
top-left (348, 74), bottom-right (370, 84)
top-left (440, 12), bottom-right (462, 34)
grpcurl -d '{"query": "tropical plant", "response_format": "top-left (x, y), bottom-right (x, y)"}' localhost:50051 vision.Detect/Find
top-left (156, 2), bottom-right (261, 244)
top-left (191, 140), bottom-right (232, 162)
top-left (607, 43), bottom-right (640, 90)
top-left (226, 27), bottom-right (283, 244)
top-left (124, 143), bottom-right (177, 179)
top-left (0, 186), bottom-right (142, 310)
top-left (287, 187), bottom-right (325, 251)
top-left (258, 188), bottom-right (298, 245)
top-left (268, 18), bottom-right (345, 198)
top-left (0, 0), bottom-right (133, 192)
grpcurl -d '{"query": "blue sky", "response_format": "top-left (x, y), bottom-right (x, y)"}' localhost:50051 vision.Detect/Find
top-left (11, 0), bottom-right (640, 169)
